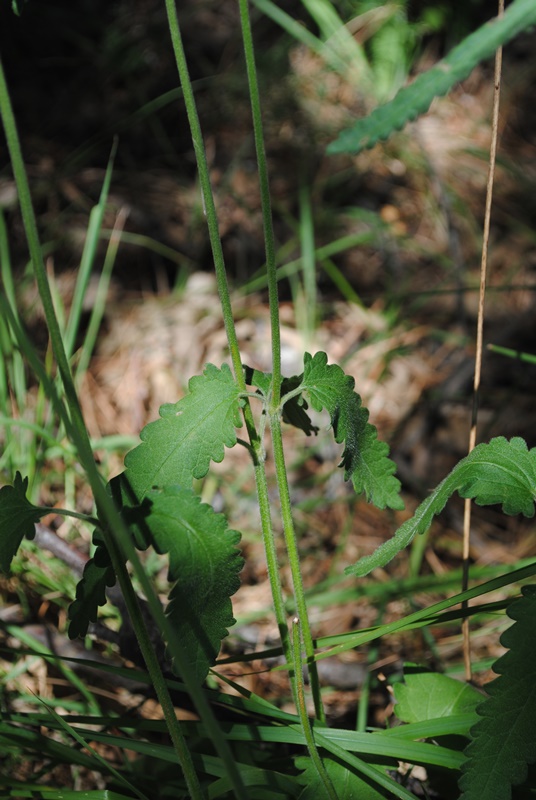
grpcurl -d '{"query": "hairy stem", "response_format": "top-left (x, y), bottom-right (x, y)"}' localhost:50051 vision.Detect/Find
top-left (238, 0), bottom-right (321, 718)
top-left (163, 0), bottom-right (244, 390)
top-left (291, 617), bottom-right (337, 798)
top-left (271, 413), bottom-right (325, 722)
top-left (253, 452), bottom-right (293, 668)
top-left (164, 0), bottom-right (294, 698)
top-left (237, 0), bottom-right (282, 403)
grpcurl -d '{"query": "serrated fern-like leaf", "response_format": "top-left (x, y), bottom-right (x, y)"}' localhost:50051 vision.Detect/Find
top-left (115, 363), bottom-right (243, 506)
top-left (346, 436), bottom-right (536, 577)
top-left (0, 472), bottom-right (43, 573)
top-left (299, 352), bottom-right (403, 510)
top-left (327, 0), bottom-right (536, 156)
top-left (459, 585), bottom-right (536, 800)
top-left (126, 485), bottom-right (243, 683)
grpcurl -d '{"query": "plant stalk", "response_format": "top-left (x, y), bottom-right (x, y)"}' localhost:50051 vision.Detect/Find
top-left (291, 617), bottom-right (337, 798)
top-left (252, 455), bottom-right (293, 666)
top-left (237, 0), bottom-right (282, 403)
top-left (163, 0), bottom-right (294, 687)
top-left (270, 412), bottom-right (325, 722)
top-left (163, 0), bottom-right (244, 391)
top-left (237, 0), bottom-right (324, 720)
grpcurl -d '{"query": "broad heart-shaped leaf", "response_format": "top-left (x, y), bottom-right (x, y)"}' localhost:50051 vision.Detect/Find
top-left (295, 754), bottom-right (396, 800)
top-left (459, 585), bottom-right (536, 800)
top-left (67, 531), bottom-right (116, 639)
top-left (0, 472), bottom-right (43, 573)
top-left (126, 485), bottom-right (243, 684)
top-left (300, 352), bottom-right (403, 510)
top-left (394, 665), bottom-right (482, 726)
top-left (346, 437), bottom-right (536, 577)
top-left (116, 363), bottom-right (243, 506)
top-left (327, 0), bottom-right (536, 156)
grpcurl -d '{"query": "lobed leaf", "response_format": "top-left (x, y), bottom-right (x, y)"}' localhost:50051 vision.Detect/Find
top-left (67, 531), bottom-right (116, 639)
top-left (115, 363), bottom-right (243, 506)
top-left (300, 352), bottom-right (403, 510)
top-left (125, 485), bottom-right (243, 683)
top-left (346, 437), bottom-right (536, 577)
top-left (0, 472), bottom-right (43, 573)
top-left (459, 585), bottom-right (536, 800)
top-left (327, 0), bottom-right (536, 156)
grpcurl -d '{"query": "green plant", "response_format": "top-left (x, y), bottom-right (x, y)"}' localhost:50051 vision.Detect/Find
top-left (1, 1), bottom-right (535, 799)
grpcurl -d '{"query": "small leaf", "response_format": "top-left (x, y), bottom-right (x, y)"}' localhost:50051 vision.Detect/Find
top-left (68, 530), bottom-right (116, 639)
top-left (0, 472), bottom-right (43, 573)
top-left (245, 365), bottom-right (318, 436)
top-left (327, 0), bottom-right (536, 156)
top-left (459, 585), bottom-right (536, 800)
top-left (300, 352), bottom-right (403, 510)
top-left (394, 665), bottom-right (482, 725)
top-left (115, 363), bottom-right (243, 505)
top-left (296, 754), bottom-right (395, 800)
top-left (346, 437), bottom-right (536, 577)
top-left (129, 485), bottom-right (243, 683)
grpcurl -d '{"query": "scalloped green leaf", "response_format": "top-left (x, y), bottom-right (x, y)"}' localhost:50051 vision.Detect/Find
top-left (67, 534), bottom-right (116, 639)
top-left (116, 363), bottom-right (243, 506)
top-left (300, 351), bottom-right (403, 510)
top-left (394, 665), bottom-right (482, 726)
top-left (346, 437), bottom-right (536, 577)
top-left (459, 585), bottom-right (536, 800)
top-left (0, 472), bottom-right (43, 573)
top-left (128, 485), bottom-right (243, 683)
top-left (328, 0), bottom-right (536, 156)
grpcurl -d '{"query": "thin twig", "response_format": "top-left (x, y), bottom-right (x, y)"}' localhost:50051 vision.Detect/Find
top-left (462, 0), bottom-right (504, 682)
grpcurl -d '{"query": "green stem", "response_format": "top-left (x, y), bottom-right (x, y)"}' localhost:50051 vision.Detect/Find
top-left (163, 0), bottom-right (293, 692)
top-left (253, 455), bottom-right (293, 667)
top-left (299, 180), bottom-right (316, 344)
top-left (0, 52), bottom-right (205, 799)
top-left (35, 507), bottom-right (99, 525)
top-left (291, 617), bottom-right (337, 799)
top-left (270, 413), bottom-right (326, 723)
top-left (163, 0), bottom-right (244, 391)
top-left (238, 0), bottom-right (323, 721)
top-left (237, 0), bottom-right (282, 403)
top-left (64, 139), bottom-right (117, 362)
